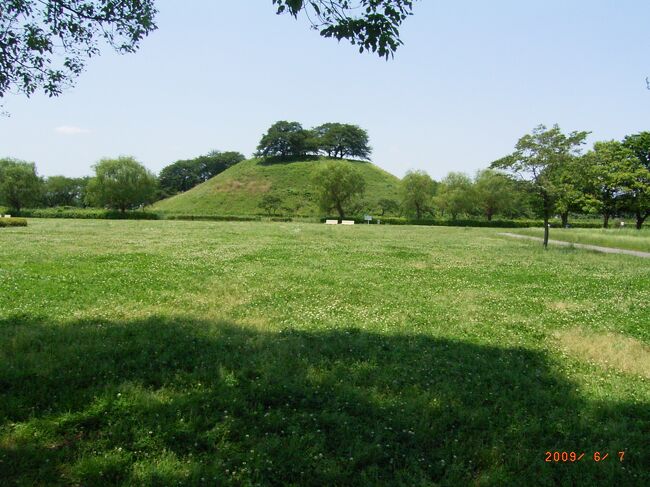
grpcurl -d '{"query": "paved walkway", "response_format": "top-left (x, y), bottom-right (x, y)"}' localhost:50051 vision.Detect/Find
top-left (498, 232), bottom-right (650, 259)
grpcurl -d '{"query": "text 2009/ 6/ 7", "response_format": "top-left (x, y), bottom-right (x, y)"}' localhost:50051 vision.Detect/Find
top-left (545, 451), bottom-right (625, 463)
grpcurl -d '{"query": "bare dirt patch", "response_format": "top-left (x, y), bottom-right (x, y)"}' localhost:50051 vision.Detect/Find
top-left (213, 180), bottom-right (271, 194)
top-left (546, 301), bottom-right (583, 312)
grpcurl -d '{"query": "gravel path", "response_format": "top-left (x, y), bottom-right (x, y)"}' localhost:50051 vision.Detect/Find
top-left (498, 232), bottom-right (650, 259)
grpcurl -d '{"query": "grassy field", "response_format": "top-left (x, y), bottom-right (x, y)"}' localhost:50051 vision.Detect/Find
top-left (511, 227), bottom-right (650, 253)
top-left (0, 220), bottom-right (648, 486)
top-left (151, 157), bottom-right (401, 217)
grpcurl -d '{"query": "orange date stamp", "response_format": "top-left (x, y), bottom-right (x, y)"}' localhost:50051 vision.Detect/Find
top-left (545, 451), bottom-right (625, 463)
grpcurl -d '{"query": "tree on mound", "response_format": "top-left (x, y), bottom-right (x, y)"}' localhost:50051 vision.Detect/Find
top-left (258, 193), bottom-right (284, 216)
top-left (314, 161), bottom-right (366, 220)
top-left (256, 121), bottom-right (315, 158)
top-left (86, 157), bottom-right (157, 213)
top-left (313, 123), bottom-right (372, 160)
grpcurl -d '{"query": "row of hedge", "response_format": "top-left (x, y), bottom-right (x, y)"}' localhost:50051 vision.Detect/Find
top-left (165, 215), bottom-right (296, 223)
top-left (17, 208), bottom-right (159, 220)
top-left (14, 207), bottom-right (606, 228)
top-left (0, 218), bottom-right (27, 227)
top-left (15, 208), bottom-right (298, 223)
top-left (164, 214), bottom-right (261, 222)
top-left (320, 217), bottom-right (604, 228)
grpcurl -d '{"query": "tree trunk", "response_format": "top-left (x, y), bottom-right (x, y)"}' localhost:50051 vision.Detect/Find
top-left (636, 210), bottom-right (648, 230)
top-left (561, 211), bottom-right (568, 228)
top-left (337, 202), bottom-right (344, 221)
top-left (541, 192), bottom-right (551, 248)
top-left (543, 215), bottom-right (549, 248)
top-left (486, 209), bottom-right (493, 221)
top-left (603, 213), bottom-right (610, 229)
top-left (415, 204), bottom-right (421, 220)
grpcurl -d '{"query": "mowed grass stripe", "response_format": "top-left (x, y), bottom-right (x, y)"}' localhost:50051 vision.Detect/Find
top-left (510, 227), bottom-right (650, 253)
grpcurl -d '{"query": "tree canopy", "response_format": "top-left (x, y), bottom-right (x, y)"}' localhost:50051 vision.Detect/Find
top-left (159, 151), bottom-right (245, 195)
top-left (491, 124), bottom-right (589, 246)
top-left (258, 193), bottom-right (284, 216)
top-left (622, 132), bottom-right (650, 229)
top-left (1, 1), bottom-right (412, 102)
top-left (0, 0), bottom-right (157, 99)
top-left (473, 169), bottom-right (516, 221)
top-left (0, 158), bottom-right (42, 211)
top-left (43, 175), bottom-right (89, 207)
top-left (273, 1), bottom-right (414, 58)
top-left (256, 121), bottom-right (373, 161)
top-left (400, 169), bottom-right (436, 219)
top-left (314, 161), bottom-right (366, 219)
top-left (85, 156), bottom-right (157, 212)
top-left (256, 121), bottom-right (315, 158)
top-left (434, 172), bottom-right (474, 220)
top-left (580, 141), bottom-right (637, 228)
top-left (313, 123), bottom-right (372, 160)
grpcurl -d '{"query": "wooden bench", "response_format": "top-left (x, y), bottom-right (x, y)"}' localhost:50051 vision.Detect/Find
top-left (325, 219), bottom-right (338, 225)
top-left (341, 220), bottom-right (355, 225)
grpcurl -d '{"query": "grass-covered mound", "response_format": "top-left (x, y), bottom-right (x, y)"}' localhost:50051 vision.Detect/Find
top-left (151, 157), bottom-right (401, 217)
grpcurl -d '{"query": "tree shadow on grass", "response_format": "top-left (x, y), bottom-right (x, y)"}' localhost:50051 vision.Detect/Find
top-left (0, 316), bottom-right (647, 486)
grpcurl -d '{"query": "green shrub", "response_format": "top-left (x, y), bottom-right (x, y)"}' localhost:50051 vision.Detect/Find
top-left (18, 207), bottom-right (159, 220)
top-left (0, 217), bottom-right (27, 227)
top-left (163, 214), bottom-right (261, 222)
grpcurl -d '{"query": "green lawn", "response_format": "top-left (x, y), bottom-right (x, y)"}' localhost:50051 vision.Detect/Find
top-left (510, 227), bottom-right (650, 253)
top-left (0, 220), bottom-right (648, 486)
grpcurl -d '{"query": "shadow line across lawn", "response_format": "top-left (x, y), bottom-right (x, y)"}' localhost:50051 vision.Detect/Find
top-left (0, 316), bottom-right (646, 485)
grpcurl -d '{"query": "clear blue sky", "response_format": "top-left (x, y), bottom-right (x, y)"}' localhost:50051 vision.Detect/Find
top-left (1, 1), bottom-right (649, 180)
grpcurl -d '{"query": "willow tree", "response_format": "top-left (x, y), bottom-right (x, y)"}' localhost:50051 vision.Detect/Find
top-left (313, 161), bottom-right (366, 220)
top-left (400, 170), bottom-right (436, 220)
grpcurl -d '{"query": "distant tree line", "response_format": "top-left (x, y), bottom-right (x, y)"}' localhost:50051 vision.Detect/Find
top-left (307, 127), bottom-right (650, 233)
top-left (392, 127), bottom-right (650, 244)
top-left (0, 149), bottom-right (245, 213)
top-left (2, 126), bottom-right (649, 232)
top-left (255, 121), bottom-right (372, 160)
top-left (158, 151), bottom-right (245, 196)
